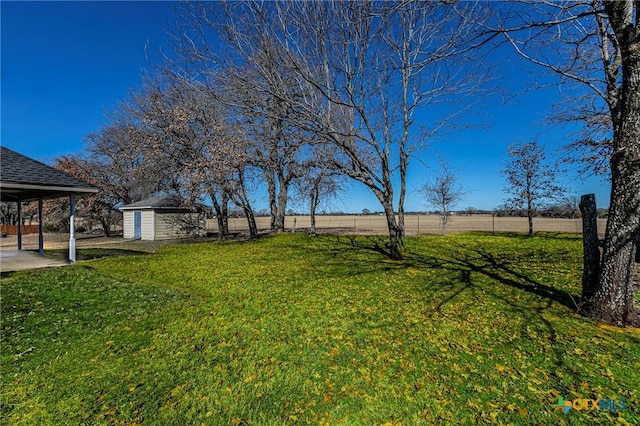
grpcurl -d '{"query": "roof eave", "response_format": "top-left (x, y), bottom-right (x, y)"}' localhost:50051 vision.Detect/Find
top-left (0, 182), bottom-right (99, 194)
top-left (0, 182), bottom-right (99, 202)
top-left (120, 206), bottom-right (191, 211)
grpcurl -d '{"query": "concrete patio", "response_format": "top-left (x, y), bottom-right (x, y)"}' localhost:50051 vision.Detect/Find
top-left (0, 250), bottom-right (68, 272)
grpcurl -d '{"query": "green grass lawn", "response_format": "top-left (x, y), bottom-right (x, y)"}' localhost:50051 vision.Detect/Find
top-left (2, 233), bottom-right (638, 425)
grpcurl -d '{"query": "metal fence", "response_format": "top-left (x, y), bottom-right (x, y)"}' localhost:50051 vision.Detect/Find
top-left (207, 214), bottom-right (607, 238)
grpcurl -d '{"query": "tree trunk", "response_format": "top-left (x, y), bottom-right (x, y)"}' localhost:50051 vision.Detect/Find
top-left (210, 190), bottom-right (228, 240)
top-left (221, 192), bottom-right (229, 236)
top-left (101, 219), bottom-right (111, 237)
top-left (584, 153), bottom-right (640, 326)
top-left (398, 151), bottom-right (407, 241)
top-left (309, 185), bottom-right (319, 236)
top-left (582, 24), bottom-right (640, 327)
top-left (243, 205), bottom-right (258, 239)
top-left (212, 203), bottom-right (225, 239)
top-left (273, 172), bottom-right (288, 233)
top-left (527, 199), bottom-right (534, 236)
top-left (236, 170), bottom-right (259, 239)
top-left (382, 202), bottom-right (404, 260)
top-left (309, 211), bottom-right (317, 236)
top-left (265, 170), bottom-right (278, 232)
top-left (579, 194), bottom-right (600, 302)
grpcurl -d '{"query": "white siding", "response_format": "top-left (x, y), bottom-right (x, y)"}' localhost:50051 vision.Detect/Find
top-left (154, 211), bottom-right (205, 240)
top-left (154, 212), bottom-right (176, 240)
top-left (123, 210), bottom-right (134, 239)
top-left (141, 210), bottom-right (155, 240)
top-left (123, 208), bottom-right (205, 241)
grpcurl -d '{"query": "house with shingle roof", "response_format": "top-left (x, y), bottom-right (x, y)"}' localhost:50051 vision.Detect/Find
top-left (0, 146), bottom-right (97, 201)
top-left (0, 146), bottom-right (98, 262)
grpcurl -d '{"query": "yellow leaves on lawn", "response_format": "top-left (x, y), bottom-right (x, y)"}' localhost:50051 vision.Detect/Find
top-left (95, 406), bottom-right (118, 421)
top-left (128, 382), bottom-right (143, 393)
top-left (327, 347), bottom-right (341, 357)
top-left (242, 374), bottom-right (257, 384)
top-left (615, 417), bottom-right (633, 426)
top-left (597, 323), bottom-right (640, 335)
top-left (406, 267), bottom-right (420, 277)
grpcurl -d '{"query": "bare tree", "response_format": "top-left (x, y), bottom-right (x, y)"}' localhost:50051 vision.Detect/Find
top-left (0, 202), bottom-right (19, 226)
top-left (169, 2), bottom-right (309, 234)
top-left (292, 145), bottom-right (345, 236)
top-left (133, 75), bottom-right (256, 239)
top-left (494, 0), bottom-right (639, 326)
top-left (167, 0), bottom-right (492, 258)
top-left (223, 54), bottom-right (307, 234)
top-left (542, 196), bottom-right (581, 218)
top-left (419, 162), bottom-right (467, 236)
top-left (78, 107), bottom-right (172, 235)
top-left (502, 141), bottom-right (564, 236)
top-left (85, 73), bottom-right (257, 240)
top-left (85, 118), bottom-right (166, 206)
top-left (266, 1), bottom-right (490, 259)
top-left (0, 201), bottom-right (39, 226)
top-left (53, 155), bottom-right (123, 236)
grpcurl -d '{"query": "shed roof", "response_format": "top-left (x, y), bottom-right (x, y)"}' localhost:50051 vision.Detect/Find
top-left (121, 195), bottom-right (187, 210)
top-left (0, 146), bottom-right (98, 201)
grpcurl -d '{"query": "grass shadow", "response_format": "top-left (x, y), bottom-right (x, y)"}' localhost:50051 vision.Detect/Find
top-left (311, 235), bottom-right (409, 276)
top-left (1, 270), bottom-right (18, 279)
top-left (323, 234), bottom-right (579, 312)
top-left (465, 230), bottom-right (583, 241)
top-left (45, 248), bottom-right (154, 262)
top-left (400, 240), bottom-right (586, 388)
top-left (341, 234), bottom-right (392, 257)
top-left (317, 234), bottom-right (583, 384)
top-left (447, 246), bottom-right (580, 311)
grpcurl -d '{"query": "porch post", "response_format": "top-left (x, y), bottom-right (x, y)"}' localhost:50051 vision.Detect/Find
top-left (17, 200), bottom-right (22, 250)
top-left (38, 198), bottom-right (44, 256)
top-left (69, 194), bottom-right (76, 263)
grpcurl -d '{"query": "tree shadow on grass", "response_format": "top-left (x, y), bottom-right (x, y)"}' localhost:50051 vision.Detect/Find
top-left (46, 248), bottom-right (154, 262)
top-left (317, 235), bottom-right (582, 378)
top-left (320, 234), bottom-right (580, 310)
top-left (402, 242), bottom-right (593, 389)
top-left (306, 235), bottom-right (399, 276)
top-left (464, 230), bottom-right (584, 241)
top-left (341, 234), bottom-right (393, 257)
top-left (413, 244), bottom-right (581, 312)
top-left (300, 235), bottom-right (639, 398)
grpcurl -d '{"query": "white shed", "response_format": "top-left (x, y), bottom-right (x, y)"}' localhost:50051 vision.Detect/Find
top-left (121, 195), bottom-right (206, 241)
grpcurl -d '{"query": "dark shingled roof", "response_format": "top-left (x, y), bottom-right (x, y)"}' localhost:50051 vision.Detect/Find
top-left (0, 146), bottom-right (98, 201)
top-left (121, 195), bottom-right (186, 210)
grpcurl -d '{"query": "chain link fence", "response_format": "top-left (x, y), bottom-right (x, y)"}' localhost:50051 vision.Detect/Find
top-left (208, 215), bottom-right (607, 238)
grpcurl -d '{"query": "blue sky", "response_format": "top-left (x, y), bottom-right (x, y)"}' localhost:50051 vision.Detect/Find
top-left (1, 1), bottom-right (611, 212)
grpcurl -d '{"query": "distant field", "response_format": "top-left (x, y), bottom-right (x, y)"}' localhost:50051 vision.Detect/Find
top-left (210, 214), bottom-right (608, 238)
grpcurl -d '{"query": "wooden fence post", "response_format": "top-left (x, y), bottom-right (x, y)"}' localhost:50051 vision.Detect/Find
top-left (579, 194), bottom-right (600, 301)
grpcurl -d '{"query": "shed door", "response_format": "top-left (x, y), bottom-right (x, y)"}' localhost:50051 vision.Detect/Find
top-left (133, 211), bottom-right (142, 239)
